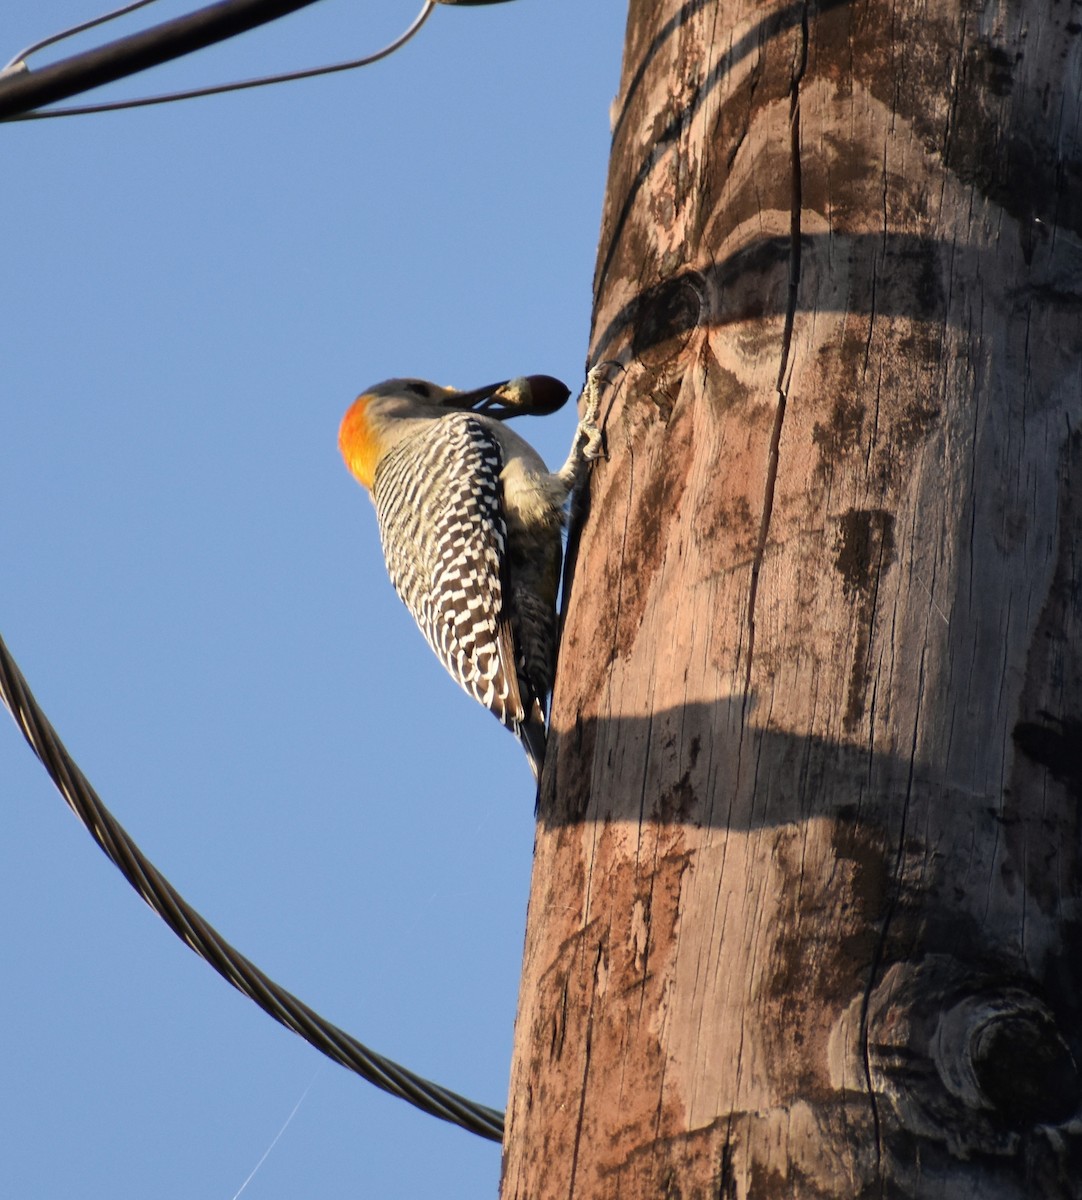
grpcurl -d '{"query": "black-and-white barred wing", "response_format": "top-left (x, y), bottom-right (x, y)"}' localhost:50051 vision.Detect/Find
top-left (371, 414), bottom-right (525, 728)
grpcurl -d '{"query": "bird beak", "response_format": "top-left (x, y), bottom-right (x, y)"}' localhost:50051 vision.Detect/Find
top-left (439, 381), bottom-right (510, 410)
top-left (441, 375), bottom-right (571, 419)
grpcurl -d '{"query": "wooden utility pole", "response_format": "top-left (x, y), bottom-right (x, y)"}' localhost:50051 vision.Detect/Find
top-left (503, 2), bottom-right (1082, 1196)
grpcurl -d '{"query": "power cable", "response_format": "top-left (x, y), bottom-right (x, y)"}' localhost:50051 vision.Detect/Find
top-left (0, 0), bottom-right (336, 120)
top-left (0, 0), bottom-right (519, 122)
top-left (0, 629), bottom-right (505, 1142)
top-left (3, 0), bottom-right (164, 74)
top-left (4, 2), bottom-right (435, 120)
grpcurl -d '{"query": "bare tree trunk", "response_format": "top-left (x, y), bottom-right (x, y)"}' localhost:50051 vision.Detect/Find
top-left (502, 1), bottom-right (1082, 1196)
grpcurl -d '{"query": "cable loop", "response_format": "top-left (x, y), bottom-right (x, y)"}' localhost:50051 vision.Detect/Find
top-left (3, 0), bottom-right (163, 73)
top-left (3, 1), bottom-right (435, 120)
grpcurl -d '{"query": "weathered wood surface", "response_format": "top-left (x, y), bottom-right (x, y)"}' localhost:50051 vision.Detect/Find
top-left (503, 1), bottom-right (1082, 1196)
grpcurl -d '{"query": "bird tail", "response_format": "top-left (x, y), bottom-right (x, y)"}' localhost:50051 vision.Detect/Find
top-left (519, 704), bottom-right (548, 783)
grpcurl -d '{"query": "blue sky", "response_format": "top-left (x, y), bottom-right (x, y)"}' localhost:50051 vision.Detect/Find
top-left (1, 3), bottom-right (625, 1195)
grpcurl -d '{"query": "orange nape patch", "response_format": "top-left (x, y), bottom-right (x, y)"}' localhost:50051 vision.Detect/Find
top-left (338, 394), bottom-right (382, 490)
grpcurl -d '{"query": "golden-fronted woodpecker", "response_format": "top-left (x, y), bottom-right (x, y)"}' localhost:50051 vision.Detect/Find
top-left (338, 371), bottom-right (602, 779)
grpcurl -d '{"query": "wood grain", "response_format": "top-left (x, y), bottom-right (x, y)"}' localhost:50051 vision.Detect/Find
top-left (503, 2), bottom-right (1082, 1195)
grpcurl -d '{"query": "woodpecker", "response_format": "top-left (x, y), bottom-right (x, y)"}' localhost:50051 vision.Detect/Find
top-left (338, 369), bottom-right (603, 779)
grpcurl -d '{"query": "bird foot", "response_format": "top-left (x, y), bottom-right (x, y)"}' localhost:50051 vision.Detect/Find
top-left (577, 363), bottom-right (609, 461)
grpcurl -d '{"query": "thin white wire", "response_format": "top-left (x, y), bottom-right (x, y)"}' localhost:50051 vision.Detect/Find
top-left (229, 1067), bottom-right (322, 1200)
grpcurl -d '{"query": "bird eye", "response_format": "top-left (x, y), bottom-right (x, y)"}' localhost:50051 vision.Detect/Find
top-left (404, 382), bottom-right (431, 398)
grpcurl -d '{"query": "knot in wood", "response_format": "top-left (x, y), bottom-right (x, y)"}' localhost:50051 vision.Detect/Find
top-left (631, 272), bottom-right (705, 370)
top-left (847, 956), bottom-right (1081, 1157)
top-left (934, 990), bottom-right (1082, 1128)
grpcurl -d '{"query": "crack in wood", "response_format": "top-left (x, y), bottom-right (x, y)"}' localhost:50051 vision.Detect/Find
top-left (743, 2), bottom-right (809, 709)
top-left (861, 644), bottom-right (927, 1186)
top-left (566, 942), bottom-right (604, 1199)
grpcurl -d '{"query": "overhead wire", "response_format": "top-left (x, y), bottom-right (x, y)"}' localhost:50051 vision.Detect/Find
top-left (0, 630), bottom-right (504, 1142)
top-left (5, 2), bottom-right (436, 119)
top-left (2, 0), bottom-right (163, 74)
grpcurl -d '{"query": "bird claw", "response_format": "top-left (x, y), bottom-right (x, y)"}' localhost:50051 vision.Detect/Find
top-left (577, 362), bottom-right (614, 462)
top-left (580, 419), bottom-right (603, 462)
top-left (555, 363), bottom-right (618, 491)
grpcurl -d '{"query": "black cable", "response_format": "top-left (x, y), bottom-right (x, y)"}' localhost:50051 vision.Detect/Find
top-left (0, 0), bottom-right (330, 121)
top-left (0, 629), bottom-right (504, 1142)
top-left (2, 1), bottom-right (163, 73)
top-left (4, 3), bottom-right (436, 121)
top-left (0, 0), bottom-right (523, 122)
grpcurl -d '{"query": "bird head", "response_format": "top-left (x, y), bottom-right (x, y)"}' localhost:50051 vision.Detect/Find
top-left (338, 375), bottom-right (570, 489)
